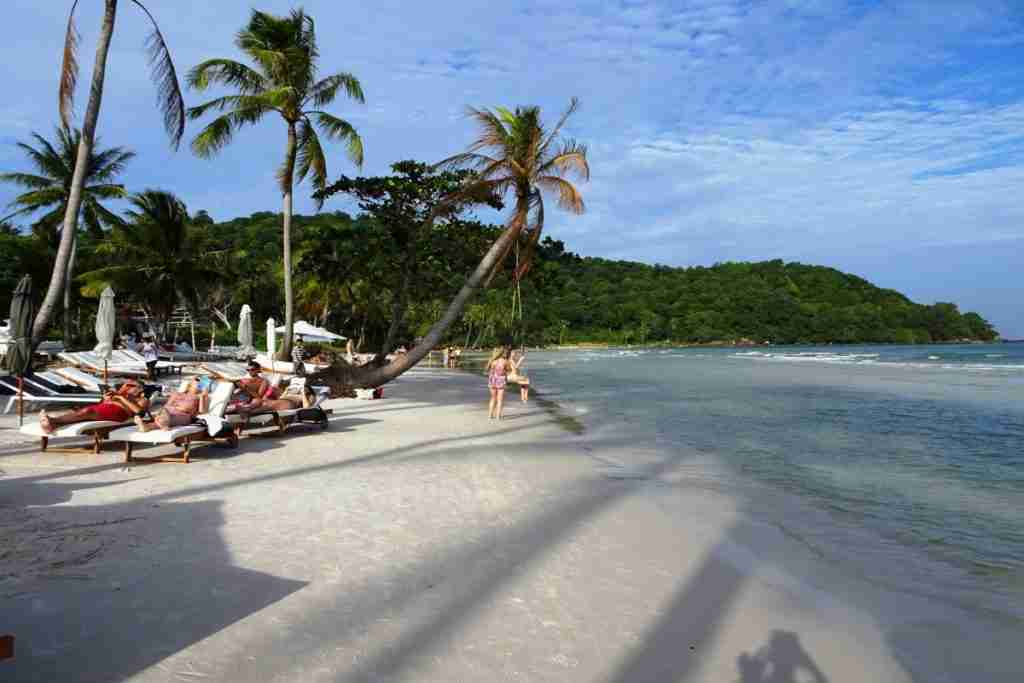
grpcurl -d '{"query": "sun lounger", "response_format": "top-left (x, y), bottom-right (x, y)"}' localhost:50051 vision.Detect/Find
top-left (200, 361), bottom-right (251, 380)
top-left (53, 366), bottom-right (105, 392)
top-left (0, 375), bottom-right (102, 414)
top-left (107, 381), bottom-right (236, 464)
top-left (58, 351), bottom-right (184, 378)
top-left (253, 354), bottom-right (329, 375)
top-left (241, 378), bottom-right (332, 434)
top-left (19, 419), bottom-right (130, 454)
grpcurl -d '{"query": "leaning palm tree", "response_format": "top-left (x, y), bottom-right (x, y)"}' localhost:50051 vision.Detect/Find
top-left (78, 190), bottom-right (225, 333)
top-left (34, 0), bottom-right (184, 346)
top-left (186, 8), bottom-right (365, 360)
top-left (312, 98), bottom-right (588, 389)
top-left (1, 126), bottom-right (134, 344)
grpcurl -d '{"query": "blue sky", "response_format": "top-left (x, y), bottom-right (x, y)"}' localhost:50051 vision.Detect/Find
top-left (2, 1), bottom-right (1023, 335)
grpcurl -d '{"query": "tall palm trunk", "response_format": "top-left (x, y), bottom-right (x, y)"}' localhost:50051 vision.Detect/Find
top-left (338, 224), bottom-right (521, 387)
top-left (33, 0), bottom-right (118, 346)
top-left (279, 122), bottom-right (297, 360)
top-left (63, 234), bottom-right (77, 345)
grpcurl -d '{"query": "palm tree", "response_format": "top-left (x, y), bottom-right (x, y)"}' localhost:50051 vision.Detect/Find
top-left (313, 98), bottom-right (588, 389)
top-left (1, 126), bottom-right (134, 344)
top-left (78, 190), bottom-right (225, 333)
top-left (186, 8), bottom-right (365, 360)
top-left (34, 0), bottom-right (184, 347)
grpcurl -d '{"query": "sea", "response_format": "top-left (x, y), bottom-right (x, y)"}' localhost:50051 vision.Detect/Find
top-left (524, 343), bottom-right (1023, 681)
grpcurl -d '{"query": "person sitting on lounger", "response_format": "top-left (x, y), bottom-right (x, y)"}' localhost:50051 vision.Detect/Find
top-left (135, 377), bottom-right (208, 432)
top-left (258, 379), bottom-right (315, 412)
top-left (226, 361), bottom-right (274, 415)
top-left (39, 379), bottom-right (148, 434)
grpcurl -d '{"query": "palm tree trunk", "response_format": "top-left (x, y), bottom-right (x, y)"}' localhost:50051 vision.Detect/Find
top-left (376, 245), bottom-right (416, 362)
top-left (279, 122), bottom-right (297, 360)
top-left (63, 233), bottom-right (77, 346)
top-left (321, 224), bottom-right (520, 387)
top-left (32, 0), bottom-right (118, 346)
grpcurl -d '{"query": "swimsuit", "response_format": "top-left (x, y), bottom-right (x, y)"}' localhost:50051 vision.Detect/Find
top-left (91, 401), bottom-right (132, 422)
top-left (488, 360), bottom-right (508, 389)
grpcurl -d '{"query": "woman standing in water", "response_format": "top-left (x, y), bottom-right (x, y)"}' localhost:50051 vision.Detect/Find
top-left (486, 347), bottom-right (509, 420)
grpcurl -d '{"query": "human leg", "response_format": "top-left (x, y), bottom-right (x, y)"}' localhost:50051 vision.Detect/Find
top-left (41, 405), bottom-right (106, 432)
top-left (496, 385), bottom-right (506, 419)
top-left (488, 387), bottom-right (498, 418)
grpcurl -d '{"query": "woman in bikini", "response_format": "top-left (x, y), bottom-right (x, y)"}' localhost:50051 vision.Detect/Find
top-left (486, 346), bottom-right (510, 420)
top-left (135, 377), bottom-right (207, 432)
top-left (39, 380), bottom-right (149, 433)
top-left (508, 349), bottom-right (530, 403)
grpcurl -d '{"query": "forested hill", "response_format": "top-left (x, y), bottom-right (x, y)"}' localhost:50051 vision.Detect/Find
top-left (520, 240), bottom-right (998, 345)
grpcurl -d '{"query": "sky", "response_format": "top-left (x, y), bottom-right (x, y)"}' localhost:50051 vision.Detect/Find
top-left (2, 1), bottom-right (1023, 335)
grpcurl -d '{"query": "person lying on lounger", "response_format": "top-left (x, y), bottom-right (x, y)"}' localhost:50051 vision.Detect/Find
top-left (134, 377), bottom-right (208, 432)
top-left (39, 379), bottom-right (149, 433)
top-left (258, 380), bottom-right (315, 412)
top-left (226, 361), bottom-right (274, 415)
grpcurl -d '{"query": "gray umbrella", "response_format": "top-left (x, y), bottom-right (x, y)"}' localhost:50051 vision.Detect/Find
top-left (237, 304), bottom-right (255, 357)
top-left (5, 275), bottom-right (34, 425)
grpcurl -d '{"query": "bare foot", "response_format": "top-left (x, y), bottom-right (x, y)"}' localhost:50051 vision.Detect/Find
top-left (39, 411), bottom-right (55, 434)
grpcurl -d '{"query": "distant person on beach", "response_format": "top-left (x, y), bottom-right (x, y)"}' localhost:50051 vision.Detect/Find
top-left (486, 347), bottom-right (510, 420)
top-left (38, 379), bottom-right (149, 433)
top-left (136, 377), bottom-right (207, 432)
top-left (292, 334), bottom-right (306, 376)
top-left (509, 349), bottom-right (530, 402)
top-left (141, 336), bottom-right (159, 379)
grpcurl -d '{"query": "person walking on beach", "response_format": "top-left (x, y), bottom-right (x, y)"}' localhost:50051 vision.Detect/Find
top-left (509, 349), bottom-right (530, 402)
top-left (292, 334), bottom-right (306, 376)
top-left (141, 335), bottom-right (159, 380)
top-left (486, 347), bottom-right (509, 420)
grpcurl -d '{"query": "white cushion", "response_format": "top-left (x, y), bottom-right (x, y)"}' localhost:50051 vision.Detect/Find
top-left (108, 424), bottom-right (205, 444)
top-left (20, 420), bottom-right (126, 438)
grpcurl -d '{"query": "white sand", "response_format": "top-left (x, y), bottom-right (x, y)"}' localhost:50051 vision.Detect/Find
top-left (1, 370), bottom-right (923, 681)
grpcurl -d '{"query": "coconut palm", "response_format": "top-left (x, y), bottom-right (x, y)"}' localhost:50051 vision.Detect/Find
top-left (33, 0), bottom-right (184, 346)
top-left (186, 8), bottom-right (365, 360)
top-left (311, 99), bottom-right (588, 389)
top-left (1, 126), bottom-right (134, 343)
top-left (78, 190), bottom-right (225, 332)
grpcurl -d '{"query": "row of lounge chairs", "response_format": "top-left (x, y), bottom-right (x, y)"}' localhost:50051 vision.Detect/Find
top-left (59, 350), bottom-right (185, 377)
top-left (17, 377), bottom-right (331, 462)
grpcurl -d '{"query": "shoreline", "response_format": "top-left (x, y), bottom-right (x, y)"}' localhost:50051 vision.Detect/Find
top-left (0, 370), bottom-right (1007, 681)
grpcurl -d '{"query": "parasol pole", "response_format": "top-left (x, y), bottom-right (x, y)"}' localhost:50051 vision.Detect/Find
top-left (17, 376), bottom-right (23, 426)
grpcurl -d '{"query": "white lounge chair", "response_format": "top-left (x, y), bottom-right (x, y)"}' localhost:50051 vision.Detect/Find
top-left (253, 354), bottom-right (329, 375)
top-left (242, 377), bottom-right (332, 434)
top-left (53, 366), bottom-right (106, 392)
top-left (0, 375), bottom-right (102, 415)
top-left (20, 418), bottom-right (130, 455)
top-left (200, 361), bottom-right (251, 380)
top-left (107, 381), bottom-right (237, 463)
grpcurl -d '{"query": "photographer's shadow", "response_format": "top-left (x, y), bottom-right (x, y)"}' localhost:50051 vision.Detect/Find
top-left (738, 630), bottom-right (829, 683)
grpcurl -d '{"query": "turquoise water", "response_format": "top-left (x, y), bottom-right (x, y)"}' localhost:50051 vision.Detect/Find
top-left (525, 344), bottom-right (1024, 631)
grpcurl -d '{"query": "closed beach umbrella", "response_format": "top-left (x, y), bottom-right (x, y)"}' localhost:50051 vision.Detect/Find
top-left (94, 287), bottom-right (116, 378)
top-left (266, 317), bottom-right (276, 371)
top-left (5, 275), bottom-right (35, 425)
top-left (238, 305), bottom-right (254, 356)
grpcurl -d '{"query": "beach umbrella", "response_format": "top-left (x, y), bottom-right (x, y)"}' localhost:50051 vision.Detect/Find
top-left (275, 320), bottom-right (346, 342)
top-left (266, 317), bottom-right (276, 372)
top-left (237, 305), bottom-right (255, 357)
top-left (93, 286), bottom-right (116, 385)
top-left (5, 276), bottom-right (34, 426)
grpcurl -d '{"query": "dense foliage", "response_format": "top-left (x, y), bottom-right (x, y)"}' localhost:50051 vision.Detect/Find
top-left (1, 200), bottom-right (996, 347)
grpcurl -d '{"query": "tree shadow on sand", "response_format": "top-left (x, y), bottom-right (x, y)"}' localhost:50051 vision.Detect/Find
top-left (737, 631), bottom-right (828, 683)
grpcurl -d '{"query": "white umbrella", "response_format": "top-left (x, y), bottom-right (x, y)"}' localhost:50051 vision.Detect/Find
top-left (237, 305), bottom-right (255, 356)
top-left (266, 317), bottom-right (276, 372)
top-left (94, 286), bottom-right (116, 384)
top-left (275, 319), bottom-right (346, 342)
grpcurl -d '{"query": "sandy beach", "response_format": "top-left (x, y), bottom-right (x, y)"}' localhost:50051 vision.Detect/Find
top-left (1, 369), bottom-right (926, 682)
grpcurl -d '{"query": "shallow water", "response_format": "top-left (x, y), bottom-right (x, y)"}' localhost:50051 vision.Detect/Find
top-left (522, 344), bottom-right (1024, 634)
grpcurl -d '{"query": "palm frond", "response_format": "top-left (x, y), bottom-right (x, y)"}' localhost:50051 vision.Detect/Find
top-left (0, 173), bottom-right (55, 190)
top-left (83, 182), bottom-right (128, 200)
top-left (6, 187), bottom-right (66, 211)
top-left (16, 140), bottom-right (66, 179)
top-left (59, 0), bottom-right (81, 128)
top-left (187, 93), bottom-right (281, 121)
top-left (464, 106), bottom-right (512, 154)
top-left (186, 58), bottom-right (266, 93)
top-left (89, 147), bottom-right (135, 182)
top-left (538, 96), bottom-right (580, 157)
top-left (131, 0), bottom-right (185, 149)
top-left (535, 175), bottom-right (585, 213)
top-left (85, 196), bottom-right (126, 228)
top-left (81, 199), bottom-right (103, 238)
top-left (309, 72), bottom-right (364, 107)
top-left (309, 111), bottom-right (363, 167)
top-left (295, 121), bottom-right (328, 201)
top-left (190, 108), bottom-right (266, 158)
top-left (539, 140), bottom-right (590, 180)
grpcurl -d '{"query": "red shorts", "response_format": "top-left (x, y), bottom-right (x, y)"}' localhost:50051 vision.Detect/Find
top-left (91, 401), bottom-right (131, 422)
